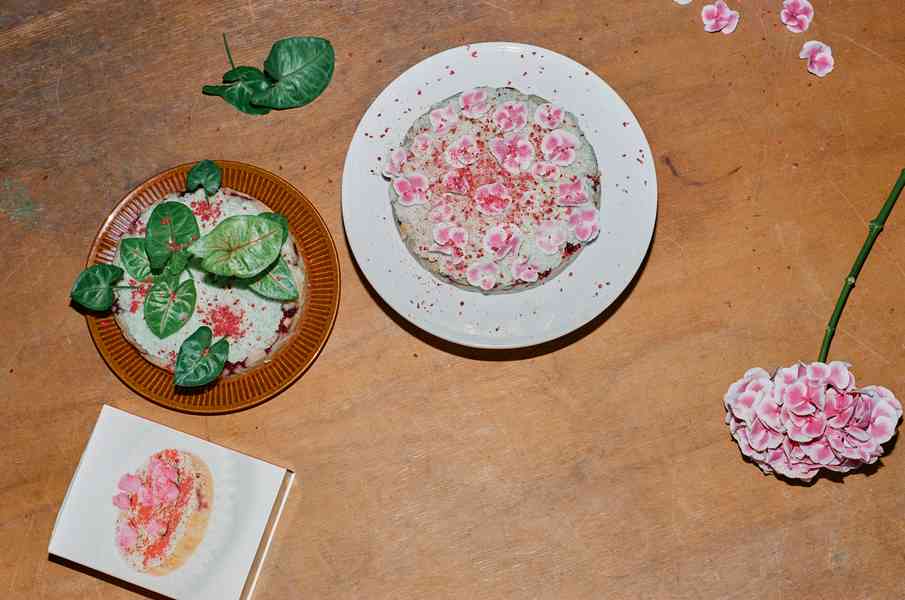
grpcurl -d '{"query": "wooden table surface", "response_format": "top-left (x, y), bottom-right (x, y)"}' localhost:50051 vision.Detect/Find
top-left (3, 1), bottom-right (905, 598)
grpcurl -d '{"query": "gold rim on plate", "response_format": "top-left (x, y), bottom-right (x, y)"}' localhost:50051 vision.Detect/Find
top-left (85, 160), bottom-right (340, 414)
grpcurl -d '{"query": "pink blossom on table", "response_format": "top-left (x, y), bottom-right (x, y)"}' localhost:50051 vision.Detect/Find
top-left (466, 261), bottom-right (500, 291)
top-left (531, 161), bottom-right (561, 181)
top-left (430, 103), bottom-right (459, 135)
top-left (800, 41), bottom-right (835, 77)
top-left (568, 206), bottom-right (600, 242)
top-left (492, 101), bottom-right (528, 132)
top-left (483, 224), bottom-right (523, 260)
top-left (117, 522), bottom-right (138, 550)
top-left (512, 256), bottom-right (540, 283)
top-left (489, 132), bottom-right (535, 175)
top-left (411, 133), bottom-right (433, 156)
top-left (474, 181), bottom-right (513, 215)
top-left (535, 221), bottom-right (567, 255)
top-left (382, 148), bottom-right (408, 177)
top-left (445, 134), bottom-right (481, 168)
top-left (112, 492), bottom-right (131, 509)
top-left (534, 103), bottom-right (565, 129)
top-left (442, 170), bottom-right (470, 195)
top-left (557, 180), bottom-right (590, 207)
top-left (701, 1), bottom-right (740, 35)
top-left (541, 129), bottom-right (578, 166)
top-left (430, 203), bottom-right (456, 223)
top-left (460, 88), bottom-right (490, 118)
top-left (118, 473), bottom-right (142, 494)
top-left (724, 361), bottom-right (902, 481)
top-left (781, 0), bottom-right (813, 33)
top-left (393, 173), bottom-right (431, 206)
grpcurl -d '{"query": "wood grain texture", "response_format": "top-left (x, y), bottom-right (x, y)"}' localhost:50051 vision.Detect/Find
top-left (2, 1), bottom-right (905, 598)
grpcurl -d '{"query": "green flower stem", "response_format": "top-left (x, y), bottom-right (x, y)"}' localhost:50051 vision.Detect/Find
top-left (818, 169), bottom-right (905, 362)
top-left (223, 33), bottom-right (236, 70)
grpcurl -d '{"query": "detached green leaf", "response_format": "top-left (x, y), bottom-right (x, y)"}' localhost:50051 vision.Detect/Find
top-left (70, 264), bottom-right (123, 311)
top-left (188, 215), bottom-right (282, 278)
top-left (251, 37), bottom-right (334, 110)
top-left (203, 67), bottom-right (273, 116)
top-left (174, 326), bottom-right (229, 387)
top-left (247, 256), bottom-right (299, 301)
top-left (119, 238), bottom-right (151, 281)
top-left (258, 212), bottom-right (289, 245)
top-left (186, 160), bottom-right (222, 196)
top-left (144, 278), bottom-right (196, 338)
top-left (145, 202), bottom-right (200, 271)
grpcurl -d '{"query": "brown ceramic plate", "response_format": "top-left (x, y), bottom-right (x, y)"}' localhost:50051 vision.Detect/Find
top-left (85, 161), bottom-right (340, 414)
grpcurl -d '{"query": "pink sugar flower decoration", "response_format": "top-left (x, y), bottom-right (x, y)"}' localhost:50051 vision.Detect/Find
top-left (393, 173), bottom-right (431, 206)
top-left (483, 224), bottom-right (523, 260)
top-left (466, 261), bottom-right (500, 291)
top-left (411, 133), bottom-right (433, 156)
top-left (429, 103), bottom-right (459, 135)
top-left (531, 161), bottom-right (561, 181)
top-left (445, 135), bottom-right (481, 168)
top-left (433, 222), bottom-right (468, 248)
top-left (702, 1), bottom-right (740, 34)
top-left (429, 203), bottom-right (455, 223)
top-left (489, 132), bottom-right (534, 175)
top-left (512, 256), bottom-right (540, 283)
top-left (541, 129), bottom-right (578, 167)
top-left (535, 221), bottom-right (567, 255)
top-left (492, 101), bottom-right (528, 132)
top-left (800, 40), bottom-right (835, 77)
top-left (556, 180), bottom-right (590, 207)
top-left (382, 148), bottom-right (408, 178)
top-left (442, 170), bottom-right (470, 195)
top-left (781, 0), bottom-right (813, 33)
top-left (474, 181), bottom-right (513, 216)
top-left (460, 88), bottom-right (490, 118)
top-left (568, 206), bottom-right (600, 242)
top-left (534, 103), bottom-right (564, 129)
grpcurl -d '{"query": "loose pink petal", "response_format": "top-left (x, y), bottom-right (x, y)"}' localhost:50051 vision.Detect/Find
top-left (116, 523), bottom-right (138, 550)
top-left (702, 1), bottom-right (740, 34)
top-left (781, 0), bottom-right (813, 33)
top-left (112, 493), bottom-right (131, 510)
top-left (118, 473), bottom-right (142, 493)
top-left (430, 104), bottom-right (459, 135)
top-left (382, 148), bottom-right (408, 178)
top-left (808, 50), bottom-right (835, 77)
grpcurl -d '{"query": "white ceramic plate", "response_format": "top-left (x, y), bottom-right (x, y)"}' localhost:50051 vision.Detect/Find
top-left (342, 42), bottom-right (657, 349)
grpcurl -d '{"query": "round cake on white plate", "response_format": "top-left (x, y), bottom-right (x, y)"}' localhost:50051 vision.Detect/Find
top-left (112, 188), bottom-right (306, 375)
top-left (383, 86), bottom-right (602, 293)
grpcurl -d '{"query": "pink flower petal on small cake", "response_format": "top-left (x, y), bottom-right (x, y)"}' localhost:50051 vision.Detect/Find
top-left (483, 225), bottom-right (522, 260)
top-left (512, 256), bottom-right (540, 282)
top-left (541, 130), bottom-right (579, 167)
top-left (492, 101), bottom-right (528, 132)
top-left (112, 492), bottom-right (131, 509)
top-left (474, 182), bottom-right (513, 216)
top-left (393, 173), bottom-right (431, 206)
top-left (531, 161), bottom-right (561, 181)
top-left (557, 180), bottom-right (590, 207)
top-left (535, 221), bottom-right (567, 255)
top-left (430, 104), bottom-right (459, 135)
top-left (466, 262), bottom-right (500, 291)
top-left (534, 103), bottom-right (565, 129)
top-left (568, 206), bottom-right (600, 242)
top-left (430, 203), bottom-right (455, 223)
top-left (382, 148), bottom-right (408, 178)
top-left (433, 222), bottom-right (468, 248)
top-left (490, 132), bottom-right (534, 175)
top-left (445, 135), bottom-right (481, 168)
top-left (460, 88), bottom-right (490, 118)
top-left (118, 473), bottom-right (142, 493)
top-left (442, 170), bottom-right (470, 195)
top-left (411, 133), bottom-right (433, 156)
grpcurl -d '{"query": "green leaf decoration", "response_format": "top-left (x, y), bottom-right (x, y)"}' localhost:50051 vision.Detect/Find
top-left (144, 277), bottom-right (197, 339)
top-left (247, 256), bottom-right (299, 301)
top-left (174, 326), bottom-right (229, 387)
top-left (145, 202), bottom-right (200, 272)
top-left (119, 238), bottom-right (151, 281)
top-left (251, 37), bottom-right (334, 110)
top-left (157, 249), bottom-right (191, 286)
top-left (188, 215), bottom-right (282, 278)
top-left (186, 160), bottom-right (222, 196)
top-left (203, 67), bottom-right (273, 116)
top-left (70, 264), bottom-right (123, 311)
top-left (258, 212), bottom-right (289, 245)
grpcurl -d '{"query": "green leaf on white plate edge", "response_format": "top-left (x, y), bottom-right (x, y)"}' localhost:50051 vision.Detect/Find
top-left (145, 202), bottom-right (200, 272)
top-left (251, 37), bottom-right (334, 110)
top-left (143, 277), bottom-right (196, 339)
top-left (247, 256), bottom-right (299, 301)
top-left (188, 214), bottom-right (282, 278)
top-left (70, 264), bottom-right (124, 311)
top-left (173, 325), bottom-right (229, 387)
top-left (119, 238), bottom-right (151, 281)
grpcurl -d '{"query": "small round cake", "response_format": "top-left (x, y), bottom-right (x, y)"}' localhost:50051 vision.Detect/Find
top-left (112, 449), bottom-right (213, 575)
top-left (112, 188), bottom-right (306, 375)
top-left (383, 86), bottom-right (601, 293)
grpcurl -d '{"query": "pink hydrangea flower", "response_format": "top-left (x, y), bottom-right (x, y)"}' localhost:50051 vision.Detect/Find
top-left (781, 0), bottom-right (813, 33)
top-left (489, 132), bottom-right (534, 175)
top-left (556, 180), bottom-right (589, 206)
top-left (431, 222), bottom-right (468, 264)
top-left (483, 224), bottom-right (523, 260)
top-left (430, 103), bottom-right (459, 135)
top-left (724, 362), bottom-right (902, 482)
top-left (393, 173), bottom-right (431, 206)
top-left (382, 148), bottom-right (408, 178)
top-left (460, 88), bottom-right (490, 118)
top-left (118, 473), bottom-right (142, 494)
top-left (117, 522), bottom-right (138, 550)
top-left (541, 129), bottom-right (578, 166)
top-left (429, 203), bottom-right (455, 223)
top-left (702, 1), bottom-right (740, 34)
top-left (800, 41), bottom-right (835, 77)
top-left (112, 492), bottom-right (131, 509)
top-left (568, 206), bottom-right (600, 242)
top-left (531, 161), bottom-right (561, 181)
top-left (411, 133), bottom-right (433, 156)
top-left (466, 261), bottom-right (500, 291)
top-left (445, 135), bottom-right (481, 168)
top-left (534, 103), bottom-right (565, 129)
top-left (442, 170), bottom-right (470, 195)
top-left (512, 256), bottom-right (540, 283)
top-left (474, 181), bottom-right (512, 216)
top-left (492, 101), bottom-right (528, 132)
top-left (535, 221), bottom-right (567, 255)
